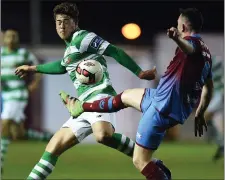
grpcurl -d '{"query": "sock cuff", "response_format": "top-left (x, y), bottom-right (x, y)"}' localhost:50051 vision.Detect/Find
top-left (112, 133), bottom-right (122, 140)
top-left (42, 151), bottom-right (58, 165)
top-left (141, 161), bottom-right (158, 176)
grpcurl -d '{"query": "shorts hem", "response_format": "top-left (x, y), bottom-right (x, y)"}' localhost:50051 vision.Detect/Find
top-left (140, 88), bottom-right (147, 113)
top-left (91, 120), bottom-right (115, 130)
top-left (135, 141), bottom-right (157, 151)
top-left (61, 126), bottom-right (83, 143)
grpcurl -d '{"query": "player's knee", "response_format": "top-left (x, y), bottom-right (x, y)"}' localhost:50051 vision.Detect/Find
top-left (45, 128), bottom-right (78, 156)
top-left (95, 131), bottom-right (113, 144)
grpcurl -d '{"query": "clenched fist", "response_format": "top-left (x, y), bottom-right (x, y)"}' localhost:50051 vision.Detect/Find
top-left (167, 27), bottom-right (180, 40)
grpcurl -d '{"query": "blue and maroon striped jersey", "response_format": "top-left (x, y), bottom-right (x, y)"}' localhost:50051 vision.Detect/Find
top-left (152, 34), bottom-right (212, 123)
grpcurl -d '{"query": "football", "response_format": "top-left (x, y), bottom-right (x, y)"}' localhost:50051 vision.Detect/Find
top-left (75, 59), bottom-right (103, 85)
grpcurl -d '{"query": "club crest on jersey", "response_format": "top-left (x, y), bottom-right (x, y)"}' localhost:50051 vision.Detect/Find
top-left (65, 58), bottom-right (71, 64)
top-left (90, 36), bottom-right (103, 49)
top-left (99, 100), bottom-right (105, 109)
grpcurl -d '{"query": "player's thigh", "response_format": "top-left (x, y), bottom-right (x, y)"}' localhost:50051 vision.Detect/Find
top-left (86, 110), bottom-right (115, 139)
top-left (122, 88), bottom-right (156, 112)
top-left (136, 105), bottom-right (178, 151)
top-left (121, 88), bottom-right (145, 111)
top-left (46, 127), bottom-right (79, 156)
top-left (60, 116), bottom-right (93, 143)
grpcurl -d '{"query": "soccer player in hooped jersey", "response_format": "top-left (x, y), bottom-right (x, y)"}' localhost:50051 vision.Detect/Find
top-left (61, 8), bottom-right (214, 179)
top-left (15, 2), bottom-right (156, 179)
top-left (1, 29), bottom-right (51, 173)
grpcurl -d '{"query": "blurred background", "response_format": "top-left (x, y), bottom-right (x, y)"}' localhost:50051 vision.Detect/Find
top-left (1, 0), bottom-right (224, 179)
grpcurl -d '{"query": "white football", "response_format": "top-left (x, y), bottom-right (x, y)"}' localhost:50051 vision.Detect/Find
top-left (75, 59), bottom-right (103, 85)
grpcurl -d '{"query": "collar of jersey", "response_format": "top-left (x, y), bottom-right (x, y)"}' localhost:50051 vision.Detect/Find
top-left (65, 27), bottom-right (81, 47)
top-left (191, 34), bottom-right (201, 38)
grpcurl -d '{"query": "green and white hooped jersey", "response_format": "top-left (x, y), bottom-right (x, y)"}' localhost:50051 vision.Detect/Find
top-left (1, 47), bottom-right (38, 102)
top-left (212, 56), bottom-right (224, 93)
top-left (61, 30), bottom-right (117, 101)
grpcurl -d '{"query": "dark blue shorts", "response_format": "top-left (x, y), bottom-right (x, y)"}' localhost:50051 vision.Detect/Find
top-left (136, 88), bottom-right (178, 150)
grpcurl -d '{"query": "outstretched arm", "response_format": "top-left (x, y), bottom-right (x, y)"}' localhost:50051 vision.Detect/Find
top-left (103, 44), bottom-right (156, 80)
top-left (77, 32), bottom-right (156, 80)
top-left (36, 60), bottom-right (67, 74)
top-left (103, 44), bottom-right (142, 77)
top-left (167, 27), bottom-right (196, 54)
top-left (15, 60), bottom-right (67, 78)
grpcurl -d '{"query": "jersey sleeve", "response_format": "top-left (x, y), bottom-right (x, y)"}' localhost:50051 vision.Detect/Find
top-left (75, 31), bottom-right (110, 55)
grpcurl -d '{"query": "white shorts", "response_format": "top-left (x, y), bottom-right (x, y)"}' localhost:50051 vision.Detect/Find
top-left (1, 100), bottom-right (27, 123)
top-left (207, 92), bottom-right (224, 113)
top-left (62, 94), bottom-right (116, 142)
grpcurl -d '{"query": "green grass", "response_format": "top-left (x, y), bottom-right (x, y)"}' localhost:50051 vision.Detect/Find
top-left (2, 141), bottom-right (224, 179)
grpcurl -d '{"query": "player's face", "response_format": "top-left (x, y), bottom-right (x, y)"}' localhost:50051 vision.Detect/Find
top-left (55, 14), bottom-right (76, 40)
top-left (3, 30), bottom-right (19, 47)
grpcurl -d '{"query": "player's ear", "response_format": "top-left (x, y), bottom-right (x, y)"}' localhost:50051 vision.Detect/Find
top-left (182, 24), bottom-right (186, 32)
top-left (71, 19), bottom-right (76, 30)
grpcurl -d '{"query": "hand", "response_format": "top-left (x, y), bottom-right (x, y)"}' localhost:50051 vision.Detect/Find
top-left (15, 65), bottom-right (36, 78)
top-left (139, 66), bottom-right (157, 80)
top-left (167, 27), bottom-right (180, 40)
top-left (194, 112), bottom-right (207, 137)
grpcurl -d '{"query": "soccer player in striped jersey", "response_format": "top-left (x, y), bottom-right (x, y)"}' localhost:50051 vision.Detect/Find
top-left (15, 2), bottom-right (156, 179)
top-left (1, 30), bottom-right (53, 173)
top-left (205, 56), bottom-right (224, 161)
top-left (61, 8), bottom-right (214, 180)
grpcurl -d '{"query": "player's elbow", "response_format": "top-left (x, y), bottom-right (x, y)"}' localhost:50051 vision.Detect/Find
top-left (182, 46), bottom-right (195, 55)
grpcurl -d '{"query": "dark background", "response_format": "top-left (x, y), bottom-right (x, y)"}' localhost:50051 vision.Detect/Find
top-left (2, 0), bottom-right (224, 45)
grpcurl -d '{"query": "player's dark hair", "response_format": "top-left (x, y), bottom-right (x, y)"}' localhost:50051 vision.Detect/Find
top-left (53, 2), bottom-right (79, 24)
top-left (179, 8), bottom-right (203, 33)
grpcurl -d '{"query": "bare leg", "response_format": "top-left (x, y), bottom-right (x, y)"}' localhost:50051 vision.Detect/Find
top-left (27, 127), bottom-right (79, 179)
top-left (92, 121), bottom-right (135, 157)
top-left (81, 88), bottom-right (146, 113)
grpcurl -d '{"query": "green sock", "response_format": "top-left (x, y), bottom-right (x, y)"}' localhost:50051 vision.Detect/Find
top-left (27, 151), bottom-right (58, 179)
top-left (1, 137), bottom-right (11, 168)
top-left (111, 133), bottom-right (135, 157)
top-left (26, 129), bottom-right (53, 142)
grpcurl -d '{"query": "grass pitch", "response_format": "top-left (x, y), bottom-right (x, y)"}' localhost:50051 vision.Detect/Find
top-left (2, 141), bottom-right (224, 179)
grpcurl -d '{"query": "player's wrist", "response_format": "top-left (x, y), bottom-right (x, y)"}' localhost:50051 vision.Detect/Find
top-left (138, 70), bottom-right (144, 79)
top-left (29, 65), bottom-right (37, 72)
top-left (173, 35), bottom-right (181, 42)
